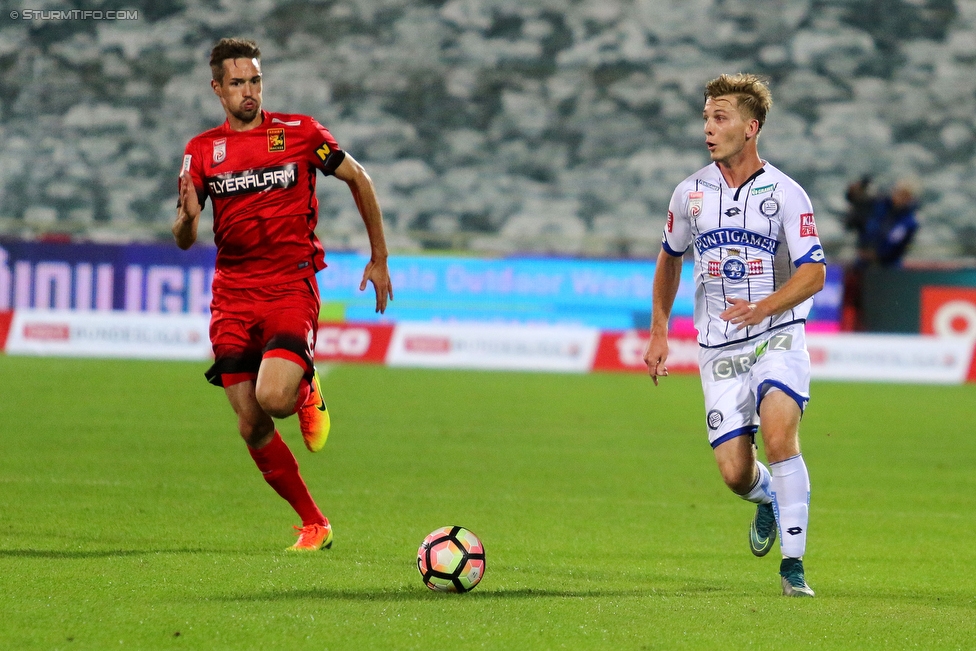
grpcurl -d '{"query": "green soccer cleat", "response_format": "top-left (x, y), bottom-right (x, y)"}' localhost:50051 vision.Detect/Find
top-left (749, 502), bottom-right (777, 557)
top-left (780, 557), bottom-right (815, 597)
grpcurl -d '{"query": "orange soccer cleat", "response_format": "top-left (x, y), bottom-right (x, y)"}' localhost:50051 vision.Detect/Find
top-left (287, 522), bottom-right (334, 552)
top-left (297, 369), bottom-right (330, 453)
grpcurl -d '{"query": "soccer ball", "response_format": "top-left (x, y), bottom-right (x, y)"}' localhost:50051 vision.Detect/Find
top-left (417, 526), bottom-right (486, 593)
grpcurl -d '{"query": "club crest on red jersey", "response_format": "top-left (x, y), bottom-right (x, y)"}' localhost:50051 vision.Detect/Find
top-left (268, 128), bottom-right (285, 152)
top-left (689, 191), bottom-right (704, 218)
top-left (212, 138), bottom-right (226, 165)
top-left (800, 213), bottom-right (818, 237)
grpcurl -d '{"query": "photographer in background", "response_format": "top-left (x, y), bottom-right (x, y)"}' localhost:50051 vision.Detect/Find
top-left (843, 175), bottom-right (875, 264)
top-left (863, 178), bottom-right (920, 267)
top-left (840, 176), bottom-right (920, 330)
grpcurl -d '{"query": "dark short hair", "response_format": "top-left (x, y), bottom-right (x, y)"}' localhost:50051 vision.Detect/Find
top-left (210, 38), bottom-right (261, 83)
top-left (704, 73), bottom-right (773, 130)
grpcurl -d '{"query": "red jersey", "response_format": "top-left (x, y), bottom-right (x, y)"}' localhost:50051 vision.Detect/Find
top-left (181, 110), bottom-right (345, 290)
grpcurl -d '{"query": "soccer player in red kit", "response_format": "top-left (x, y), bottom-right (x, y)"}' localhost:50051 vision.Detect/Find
top-left (172, 38), bottom-right (393, 551)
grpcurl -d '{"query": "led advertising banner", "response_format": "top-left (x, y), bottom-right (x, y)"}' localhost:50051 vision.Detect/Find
top-left (318, 252), bottom-right (842, 330)
top-left (0, 240), bottom-right (215, 314)
top-left (317, 253), bottom-right (692, 329)
top-left (0, 242), bottom-right (841, 330)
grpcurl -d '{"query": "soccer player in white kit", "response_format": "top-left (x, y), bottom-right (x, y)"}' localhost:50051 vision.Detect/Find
top-left (644, 73), bottom-right (825, 597)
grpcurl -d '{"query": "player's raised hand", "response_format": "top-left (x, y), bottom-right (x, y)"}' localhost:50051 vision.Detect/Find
top-left (721, 297), bottom-right (767, 329)
top-left (360, 257), bottom-right (394, 313)
top-left (177, 173), bottom-right (201, 221)
top-left (173, 174), bottom-right (202, 249)
top-left (643, 333), bottom-right (669, 386)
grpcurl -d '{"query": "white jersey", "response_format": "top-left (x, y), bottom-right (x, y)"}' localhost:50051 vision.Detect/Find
top-left (663, 161), bottom-right (825, 348)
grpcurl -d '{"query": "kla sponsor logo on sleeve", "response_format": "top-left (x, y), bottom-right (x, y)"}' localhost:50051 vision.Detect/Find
top-left (800, 213), bottom-right (818, 237)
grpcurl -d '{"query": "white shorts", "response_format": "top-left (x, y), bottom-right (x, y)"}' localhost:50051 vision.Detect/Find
top-left (698, 323), bottom-right (811, 449)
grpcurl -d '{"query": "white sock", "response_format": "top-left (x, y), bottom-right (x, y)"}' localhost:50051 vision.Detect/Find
top-left (740, 460), bottom-right (772, 505)
top-left (770, 454), bottom-right (810, 558)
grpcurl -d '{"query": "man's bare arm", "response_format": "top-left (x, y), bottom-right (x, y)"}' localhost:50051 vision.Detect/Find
top-left (334, 153), bottom-right (393, 313)
top-left (721, 263), bottom-right (826, 329)
top-left (173, 174), bottom-right (201, 250)
top-left (644, 249), bottom-right (684, 385)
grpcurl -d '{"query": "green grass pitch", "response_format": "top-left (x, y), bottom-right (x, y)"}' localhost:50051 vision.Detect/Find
top-left (1, 356), bottom-right (974, 649)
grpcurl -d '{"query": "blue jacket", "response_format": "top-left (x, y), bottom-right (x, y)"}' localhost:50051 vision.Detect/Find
top-left (864, 196), bottom-right (918, 266)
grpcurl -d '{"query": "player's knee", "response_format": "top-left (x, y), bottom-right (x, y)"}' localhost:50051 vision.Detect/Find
top-left (725, 474), bottom-right (755, 495)
top-left (718, 459), bottom-right (754, 494)
top-left (762, 431), bottom-right (800, 464)
top-left (254, 383), bottom-right (295, 419)
top-left (237, 415), bottom-right (274, 447)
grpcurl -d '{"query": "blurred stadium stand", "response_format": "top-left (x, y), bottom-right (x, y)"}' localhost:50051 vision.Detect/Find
top-left (0, 0), bottom-right (974, 261)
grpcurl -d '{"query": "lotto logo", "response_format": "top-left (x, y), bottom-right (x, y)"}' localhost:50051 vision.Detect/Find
top-left (800, 213), bottom-right (818, 237)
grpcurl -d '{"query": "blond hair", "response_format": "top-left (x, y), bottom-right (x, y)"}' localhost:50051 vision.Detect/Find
top-left (704, 73), bottom-right (773, 130)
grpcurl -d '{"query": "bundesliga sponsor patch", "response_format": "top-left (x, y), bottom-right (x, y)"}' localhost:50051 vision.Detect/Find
top-left (181, 154), bottom-right (192, 175)
top-left (688, 191), bottom-right (704, 218)
top-left (666, 210), bottom-right (674, 232)
top-left (212, 138), bottom-right (226, 165)
top-left (206, 163), bottom-right (298, 197)
top-left (800, 212), bottom-right (818, 237)
top-left (268, 128), bottom-right (285, 152)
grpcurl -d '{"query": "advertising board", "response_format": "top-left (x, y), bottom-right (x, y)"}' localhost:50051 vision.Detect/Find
top-left (5, 310), bottom-right (211, 360)
top-left (920, 286), bottom-right (976, 339)
top-left (0, 242), bottom-right (842, 331)
top-left (386, 321), bottom-right (599, 372)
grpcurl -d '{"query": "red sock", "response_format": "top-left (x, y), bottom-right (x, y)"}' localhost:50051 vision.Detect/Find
top-left (248, 431), bottom-right (326, 526)
top-left (292, 379), bottom-right (311, 414)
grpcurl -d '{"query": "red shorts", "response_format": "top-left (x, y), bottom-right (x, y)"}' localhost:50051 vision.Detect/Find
top-left (205, 277), bottom-right (320, 388)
